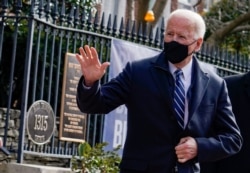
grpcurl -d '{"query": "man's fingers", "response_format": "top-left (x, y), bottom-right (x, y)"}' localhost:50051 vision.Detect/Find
top-left (179, 137), bottom-right (188, 144)
top-left (178, 158), bottom-right (188, 163)
top-left (75, 54), bottom-right (83, 63)
top-left (90, 46), bottom-right (98, 60)
top-left (79, 47), bottom-right (87, 59)
top-left (84, 45), bottom-right (93, 59)
top-left (79, 46), bottom-right (100, 64)
top-left (100, 62), bottom-right (110, 72)
top-left (175, 137), bottom-right (198, 163)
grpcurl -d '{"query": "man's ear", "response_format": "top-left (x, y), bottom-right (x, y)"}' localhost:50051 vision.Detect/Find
top-left (195, 38), bottom-right (203, 52)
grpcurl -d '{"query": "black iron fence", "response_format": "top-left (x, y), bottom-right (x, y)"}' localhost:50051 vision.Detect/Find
top-left (0, 0), bottom-right (249, 166)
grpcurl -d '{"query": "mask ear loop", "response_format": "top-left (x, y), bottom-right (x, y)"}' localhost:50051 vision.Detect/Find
top-left (187, 40), bottom-right (197, 46)
top-left (187, 40), bottom-right (197, 56)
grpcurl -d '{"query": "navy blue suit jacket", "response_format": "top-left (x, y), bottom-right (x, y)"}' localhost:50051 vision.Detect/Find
top-left (77, 52), bottom-right (242, 173)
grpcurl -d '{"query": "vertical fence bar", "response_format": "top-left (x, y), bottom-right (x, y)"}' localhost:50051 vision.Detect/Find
top-left (0, 0), bottom-right (8, 63)
top-left (0, 0), bottom-right (8, 147)
top-left (17, 0), bottom-right (36, 163)
top-left (31, 24), bottom-right (42, 102)
top-left (4, 0), bottom-right (22, 148)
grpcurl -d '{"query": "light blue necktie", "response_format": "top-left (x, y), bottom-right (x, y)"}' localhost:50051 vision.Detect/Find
top-left (174, 69), bottom-right (185, 129)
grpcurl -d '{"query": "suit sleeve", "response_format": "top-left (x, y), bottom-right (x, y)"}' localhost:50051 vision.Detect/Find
top-left (76, 62), bottom-right (132, 114)
top-left (195, 80), bottom-right (242, 162)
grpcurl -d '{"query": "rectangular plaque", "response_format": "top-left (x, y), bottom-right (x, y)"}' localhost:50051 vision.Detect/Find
top-left (59, 53), bottom-right (86, 143)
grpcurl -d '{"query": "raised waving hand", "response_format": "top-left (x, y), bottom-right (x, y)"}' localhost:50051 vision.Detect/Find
top-left (75, 45), bottom-right (110, 86)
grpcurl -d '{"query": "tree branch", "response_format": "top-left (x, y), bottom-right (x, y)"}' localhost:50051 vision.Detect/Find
top-left (206, 11), bottom-right (250, 45)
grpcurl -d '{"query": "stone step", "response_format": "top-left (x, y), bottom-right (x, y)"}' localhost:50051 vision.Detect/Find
top-left (0, 163), bottom-right (74, 173)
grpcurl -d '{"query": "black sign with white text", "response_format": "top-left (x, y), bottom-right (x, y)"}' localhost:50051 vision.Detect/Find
top-left (59, 53), bottom-right (87, 143)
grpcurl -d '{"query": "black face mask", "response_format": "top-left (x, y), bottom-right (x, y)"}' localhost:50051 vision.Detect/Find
top-left (164, 41), bottom-right (196, 64)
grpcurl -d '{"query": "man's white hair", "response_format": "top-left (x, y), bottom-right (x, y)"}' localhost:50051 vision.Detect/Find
top-left (167, 9), bottom-right (206, 39)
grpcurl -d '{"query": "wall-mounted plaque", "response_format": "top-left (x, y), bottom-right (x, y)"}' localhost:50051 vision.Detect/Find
top-left (26, 100), bottom-right (56, 145)
top-left (59, 53), bottom-right (87, 143)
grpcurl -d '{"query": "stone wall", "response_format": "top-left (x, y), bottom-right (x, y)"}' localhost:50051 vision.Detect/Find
top-left (0, 108), bottom-right (71, 168)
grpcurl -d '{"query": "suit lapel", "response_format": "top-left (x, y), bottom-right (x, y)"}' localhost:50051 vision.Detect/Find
top-left (188, 59), bottom-right (209, 119)
top-left (150, 53), bottom-right (175, 113)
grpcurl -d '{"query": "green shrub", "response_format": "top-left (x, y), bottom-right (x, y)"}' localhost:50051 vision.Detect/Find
top-left (71, 142), bottom-right (121, 173)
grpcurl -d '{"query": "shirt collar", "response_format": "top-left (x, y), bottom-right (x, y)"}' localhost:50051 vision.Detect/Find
top-left (169, 59), bottom-right (193, 81)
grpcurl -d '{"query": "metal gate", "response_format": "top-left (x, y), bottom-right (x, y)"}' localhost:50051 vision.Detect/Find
top-left (0, 0), bottom-right (249, 165)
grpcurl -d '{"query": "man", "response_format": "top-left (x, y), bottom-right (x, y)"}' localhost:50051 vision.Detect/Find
top-left (75, 9), bottom-right (242, 173)
top-left (205, 71), bottom-right (250, 172)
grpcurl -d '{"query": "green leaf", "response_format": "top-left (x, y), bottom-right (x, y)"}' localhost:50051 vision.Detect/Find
top-left (78, 142), bottom-right (92, 156)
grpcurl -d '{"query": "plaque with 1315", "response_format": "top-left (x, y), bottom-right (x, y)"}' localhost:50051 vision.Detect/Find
top-left (26, 100), bottom-right (56, 145)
